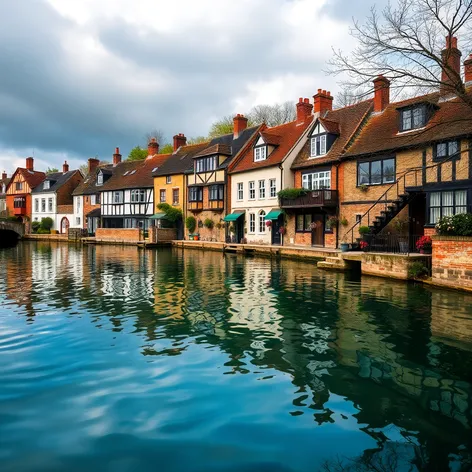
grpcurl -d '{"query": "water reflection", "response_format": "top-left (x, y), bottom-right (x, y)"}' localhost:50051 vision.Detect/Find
top-left (0, 242), bottom-right (472, 471)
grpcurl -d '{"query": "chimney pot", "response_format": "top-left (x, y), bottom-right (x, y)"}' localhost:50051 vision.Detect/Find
top-left (88, 158), bottom-right (100, 174)
top-left (2, 171), bottom-right (7, 180)
top-left (233, 114), bottom-right (248, 138)
top-left (173, 133), bottom-right (187, 152)
top-left (313, 89), bottom-right (334, 114)
top-left (373, 75), bottom-right (391, 113)
top-left (26, 157), bottom-right (34, 171)
top-left (113, 147), bottom-right (122, 166)
top-left (148, 138), bottom-right (159, 156)
top-left (296, 97), bottom-right (313, 123)
top-left (63, 160), bottom-right (69, 173)
top-left (441, 35), bottom-right (462, 94)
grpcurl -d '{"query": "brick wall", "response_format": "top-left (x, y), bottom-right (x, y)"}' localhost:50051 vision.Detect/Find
top-left (83, 195), bottom-right (100, 229)
top-left (284, 213), bottom-right (337, 248)
top-left (149, 227), bottom-right (177, 242)
top-left (362, 253), bottom-right (431, 280)
top-left (57, 171), bottom-right (83, 206)
top-left (432, 236), bottom-right (472, 290)
top-left (95, 228), bottom-right (142, 241)
top-left (424, 227), bottom-right (436, 237)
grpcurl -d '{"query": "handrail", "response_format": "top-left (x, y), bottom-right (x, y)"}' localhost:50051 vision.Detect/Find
top-left (343, 157), bottom-right (454, 245)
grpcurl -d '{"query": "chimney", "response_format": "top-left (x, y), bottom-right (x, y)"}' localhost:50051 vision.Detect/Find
top-left (148, 138), bottom-right (159, 156)
top-left (296, 98), bottom-right (313, 124)
top-left (464, 54), bottom-right (472, 84)
top-left (441, 35), bottom-right (462, 93)
top-left (63, 160), bottom-right (69, 173)
top-left (113, 147), bottom-right (122, 166)
top-left (88, 158), bottom-right (100, 174)
top-left (313, 89), bottom-right (333, 115)
top-left (233, 114), bottom-right (248, 138)
top-left (173, 133), bottom-right (187, 152)
top-left (2, 171), bottom-right (7, 180)
top-left (26, 157), bottom-right (34, 171)
top-left (373, 75), bottom-right (390, 113)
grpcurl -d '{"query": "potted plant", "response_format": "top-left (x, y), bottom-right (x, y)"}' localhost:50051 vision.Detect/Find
top-left (203, 218), bottom-right (214, 230)
top-left (359, 241), bottom-right (369, 251)
top-left (358, 226), bottom-right (370, 236)
top-left (416, 235), bottom-right (432, 254)
top-left (216, 222), bottom-right (222, 230)
top-left (279, 226), bottom-right (286, 235)
top-left (326, 216), bottom-right (338, 230)
top-left (340, 242), bottom-right (350, 252)
top-left (359, 184), bottom-right (369, 193)
top-left (340, 217), bottom-right (348, 227)
top-left (185, 216), bottom-right (196, 235)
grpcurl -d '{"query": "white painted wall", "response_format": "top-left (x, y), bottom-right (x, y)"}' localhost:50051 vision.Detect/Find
top-left (71, 195), bottom-right (84, 228)
top-left (32, 193), bottom-right (74, 233)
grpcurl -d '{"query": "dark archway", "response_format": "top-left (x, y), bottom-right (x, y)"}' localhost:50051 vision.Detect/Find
top-left (0, 229), bottom-right (20, 247)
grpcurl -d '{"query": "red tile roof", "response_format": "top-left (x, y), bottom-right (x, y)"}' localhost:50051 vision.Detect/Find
top-left (229, 118), bottom-right (313, 174)
top-left (6, 168), bottom-right (46, 192)
top-left (292, 99), bottom-right (373, 169)
top-left (344, 88), bottom-right (472, 158)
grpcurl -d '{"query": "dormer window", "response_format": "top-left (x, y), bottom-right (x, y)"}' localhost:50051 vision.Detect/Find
top-left (1, 184), bottom-right (5, 193)
top-left (254, 146), bottom-right (267, 162)
top-left (196, 156), bottom-right (217, 173)
top-left (400, 106), bottom-right (426, 131)
top-left (97, 172), bottom-right (103, 186)
top-left (310, 135), bottom-right (327, 157)
top-left (43, 181), bottom-right (50, 190)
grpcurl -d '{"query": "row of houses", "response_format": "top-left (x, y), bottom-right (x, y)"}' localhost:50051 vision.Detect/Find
top-left (2, 36), bottom-right (472, 251)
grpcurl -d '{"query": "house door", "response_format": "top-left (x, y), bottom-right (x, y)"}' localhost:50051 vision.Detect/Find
top-left (235, 216), bottom-right (245, 243)
top-left (61, 217), bottom-right (69, 234)
top-left (271, 215), bottom-right (283, 245)
top-left (311, 214), bottom-right (324, 247)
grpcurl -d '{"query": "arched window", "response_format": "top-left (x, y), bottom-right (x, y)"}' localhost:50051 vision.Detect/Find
top-left (258, 210), bottom-right (266, 233)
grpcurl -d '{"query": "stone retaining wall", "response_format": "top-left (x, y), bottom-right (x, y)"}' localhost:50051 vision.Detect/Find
top-left (432, 236), bottom-right (472, 290)
top-left (362, 253), bottom-right (431, 280)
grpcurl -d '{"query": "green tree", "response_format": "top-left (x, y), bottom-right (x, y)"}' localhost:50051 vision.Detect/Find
top-left (159, 143), bottom-right (174, 154)
top-left (127, 146), bottom-right (148, 161)
top-left (188, 136), bottom-right (208, 145)
top-left (208, 115), bottom-right (235, 138)
top-left (46, 167), bottom-right (59, 173)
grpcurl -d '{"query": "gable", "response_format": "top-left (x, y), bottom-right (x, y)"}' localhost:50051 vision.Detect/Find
top-left (255, 136), bottom-right (265, 147)
top-left (309, 122), bottom-right (327, 136)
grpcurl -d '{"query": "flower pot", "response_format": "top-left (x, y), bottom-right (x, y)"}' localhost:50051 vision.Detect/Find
top-left (194, 235), bottom-right (199, 241)
top-left (340, 243), bottom-right (349, 252)
top-left (398, 240), bottom-right (409, 253)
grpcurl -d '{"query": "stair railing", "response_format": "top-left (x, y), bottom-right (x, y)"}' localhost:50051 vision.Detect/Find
top-left (343, 158), bottom-right (447, 245)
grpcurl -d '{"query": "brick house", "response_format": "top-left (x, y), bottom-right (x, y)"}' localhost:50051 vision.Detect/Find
top-left (339, 37), bottom-right (472, 251)
top-left (31, 161), bottom-right (83, 233)
top-left (285, 92), bottom-right (373, 248)
top-left (5, 158), bottom-right (46, 222)
top-left (153, 134), bottom-right (209, 238)
top-left (0, 171), bottom-right (11, 217)
top-left (184, 115), bottom-right (260, 242)
top-left (227, 98), bottom-right (314, 245)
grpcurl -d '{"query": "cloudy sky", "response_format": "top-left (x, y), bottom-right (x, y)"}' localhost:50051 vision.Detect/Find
top-left (0, 0), bottom-right (386, 174)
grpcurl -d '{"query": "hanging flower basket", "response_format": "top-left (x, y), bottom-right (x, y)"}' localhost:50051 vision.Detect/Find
top-left (309, 221), bottom-right (321, 230)
top-left (265, 220), bottom-right (272, 227)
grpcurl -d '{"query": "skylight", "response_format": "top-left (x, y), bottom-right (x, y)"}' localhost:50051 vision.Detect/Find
top-left (123, 171), bottom-right (129, 176)
top-left (152, 167), bottom-right (159, 172)
top-left (130, 170), bottom-right (136, 175)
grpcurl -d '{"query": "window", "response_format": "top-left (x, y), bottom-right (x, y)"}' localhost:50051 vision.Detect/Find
top-left (97, 173), bottom-right (103, 186)
top-left (160, 189), bottom-right (166, 203)
top-left (237, 183), bottom-right (243, 201)
top-left (166, 176), bottom-right (171, 184)
top-left (41, 199), bottom-right (46, 212)
top-left (400, 106), bottom-right (426, 131)
top-left (76, 197), bottom-right (81, 211)
top-left (91, 195), bottom-right (96, 205)
top-left (429, 190), bottom-right (468, 224)
top-left (254, 146), bottom-right (267, 162)
top-left (95, 193), bottom-right (100, 204)
top-left (1, 184), bottom-right (5, 193)
top-left (131, 189), bottom-right (146, 203)
top-left (358, 158), bottom-right (395, 186)
top-left (249, 213), bottom-right (256, 233)
top-left (296, 213), bottom-right (323, 233)
top-left (356, 214), bottom-right (362, 223)
top-left (302, 171), bottom-right (331, 190)
top-left (196, 156), bottom-right (217, 173)
top-left (249, 181), bottom-right (255, 200)
top-left (172, 189), bottom-right (179, 205)
top-left (113, 191), bottom-right (123, 204)
top-left (34, 199), bottom-right (39, 212)
top-left (43, 181), bottom-right (50, 190)
top-left (189, 187), bottom-right (203, 202)
top-left (258, 210), bottom-right (266, 233)
top-left (48, 198), bottom-right (53, 212)
top-left (269, 179), bottom-right (277, 198)
top-left (259, 180), bottom-right (266, 199)
top-left (434, 140), bottom-right (459, 161)
top-left (76, 217), bottom-right (81, 226)
top-left (13, 197), bottom-right (25, 208)
top-left (209, 185), bottom-right (224, 201)
top-left (310, 135), bottom-right (327, 157)
top-left (15, 182), bottom-right (22, 191)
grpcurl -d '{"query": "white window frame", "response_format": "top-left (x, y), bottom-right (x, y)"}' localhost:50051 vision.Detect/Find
top-left (43, 181), bottom-right (50, 190)
top-left (269, 179), bottom-right (277, 198)
top-left (113, 191), bottom-right (123, 204)
top-left (48, 198), bottom-right (53, 212)
top-left (249, 213), bottom-right (256, 233)
top-left (302, 171), bottom-right (331, 190)
top-left (41, 198), bottom-right (46, 212)
top-left (160, 189), bottom-right (166, 203)
top-left (254, 146), bottom-right (267, 162)
top-left (166, 176), bottom-right (171, 184)
top-left (259, 180), bottom-right (266, 199)
top-left (237, 182), bottom-right (243, 201)
top-left (249, 181), bottom-right (255, 200)
top-left (76, 217), bottom-right (81, 226)
top-left (310, 135), bottom-right (328, 158)
top-left (34, 198), bottom-right (39, 213)
top-left (97, 172), bottom-right (103, 186)
top-left (258, 210), bottom-right (266, 233)
top-left (91, 195), bottom-right (96, 205)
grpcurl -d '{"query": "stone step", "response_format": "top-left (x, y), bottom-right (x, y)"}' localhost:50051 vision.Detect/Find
top-left (317, 261), bottom-right (347, 271)
top-left (326, 256), bottom-right (344, 263)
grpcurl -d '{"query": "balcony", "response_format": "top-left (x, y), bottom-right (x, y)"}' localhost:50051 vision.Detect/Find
top-left (13, 207), bottom-right (27, 216)
top-left (279, 189), bottom-right (338, 209)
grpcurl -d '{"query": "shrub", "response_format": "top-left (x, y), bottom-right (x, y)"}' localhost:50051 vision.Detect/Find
top-left (185, 216), bottom-right (196, 233)
top-left (31, 221), bottom-right (40, 233)
top-left (7, 216), bottom-right (19, 222)
top-left (340, 217), bottom-right (348, 226)
top-left (277, 188), bottom-right (308, 200)
top-left (203, 218), bottom-right (214, 229)
top-left (408, 261), bottom-right (429, 279)
top-left (326, 216), bottom-right (338, 229)
top-left (359, 184), bottom-right (369, 192)
top-left (359, 225), bottom-right (371, 235)
top-left (156, 203), bottom-right (182, 223)
top-left (436, 213), bottom-right (472, 236)
top-left (37, 228), bottom-right (50, 234)
top-left (40, 217), bottom-right (54, 231)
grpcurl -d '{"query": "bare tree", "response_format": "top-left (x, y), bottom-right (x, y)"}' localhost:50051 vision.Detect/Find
top-left (144, 129), bottom-right (166, 146)
top-left (248, 101), bottom-right (296, 127)
top-left (328, 0), bottom-right (472, 109)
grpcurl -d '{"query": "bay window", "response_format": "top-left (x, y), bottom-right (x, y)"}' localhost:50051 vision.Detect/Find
top-left (188, 187), bottom-right (203, 202)
top-left (196, 156), bottom-right (217, 173)
top-left (209, 184), bottom-right (224, 201)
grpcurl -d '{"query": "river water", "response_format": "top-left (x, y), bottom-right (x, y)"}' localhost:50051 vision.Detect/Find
top-left (1, 242), bottom-right (472, 471)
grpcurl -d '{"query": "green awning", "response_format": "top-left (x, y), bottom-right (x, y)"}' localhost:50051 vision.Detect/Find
top-left (223, 211), bottom-right (245, 222)
top-left (265, 209), bottom-right (283, 220)
top-left (150, 212), bottom-right (168, 220)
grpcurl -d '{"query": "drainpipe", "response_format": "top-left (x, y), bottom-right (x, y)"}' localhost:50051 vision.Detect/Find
top-left (335, 163), bottom-right (339, 249)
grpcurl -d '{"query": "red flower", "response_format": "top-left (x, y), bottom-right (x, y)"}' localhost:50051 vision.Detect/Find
top-left (360, 241), bottom-right (369, 249)
top-left (416, 235), bottom-right (432, 251)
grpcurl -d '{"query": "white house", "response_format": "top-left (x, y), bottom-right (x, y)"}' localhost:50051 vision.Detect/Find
top-left (227, 98), bottom-right (314, 245)
top-left (31, 162), bottom-right (83, 233)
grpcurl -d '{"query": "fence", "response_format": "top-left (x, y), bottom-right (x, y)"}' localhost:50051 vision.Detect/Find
top-left (363, 234), bottom-right (428, 254)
